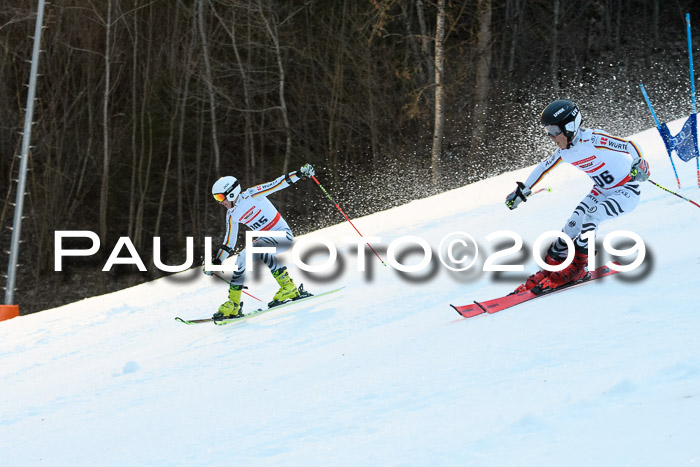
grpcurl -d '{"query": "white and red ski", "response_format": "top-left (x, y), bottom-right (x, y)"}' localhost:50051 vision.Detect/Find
top-left (451, 264), bottom-right (621, 318)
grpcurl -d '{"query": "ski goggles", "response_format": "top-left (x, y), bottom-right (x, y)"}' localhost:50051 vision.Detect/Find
top-left (212, 180), bottom-right (240, 202)
top-left (544, 125), bottom-right (563, 137)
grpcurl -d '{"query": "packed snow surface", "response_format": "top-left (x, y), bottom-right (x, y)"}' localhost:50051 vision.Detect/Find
top-left (2, 122), bottom-right (700, 466)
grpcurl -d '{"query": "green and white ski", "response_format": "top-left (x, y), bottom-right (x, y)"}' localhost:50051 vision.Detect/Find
top-left (175, 286), bottom-right (345, 326)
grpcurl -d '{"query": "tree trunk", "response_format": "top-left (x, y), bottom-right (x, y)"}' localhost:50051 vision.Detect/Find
top-left (651, 0), bottom-right (659, 48)
top-left (211, 3), bottom-right (256, 182)
top-left (197, 0), bottom-right (221, 173)
top-left (327, 1), bottom-right (348, 182)
top-left (133, 6), bottom-right (153, 251)
top-left (177, 23), bottom-right (194, 246)
top-left (585, 0), bottom-right (605, 65)
top-left (133, 111), bottom-right (153, 251)
top-left (431, 0), bottom-right (446, 186)
top-left (128, 0), bottom-right (138, 239)
top-left (259, 0), bottom-right (292, 174)
top-left (469, 0), bottom-right (492, 161)
top-left (155, 100), bottom-right (179, 240)
top-left (506, 0), bottom-right (526, 91)
top-left (551, 0), bottom-right (560, 91)
top-left (364, 41), bottom-right (379, 168)
top-left (99, 0), bottom-right (112, 245)
top-left (415, 0), bottom-right (435, 80)
top-left (231, 6), bottom-right (256, 179)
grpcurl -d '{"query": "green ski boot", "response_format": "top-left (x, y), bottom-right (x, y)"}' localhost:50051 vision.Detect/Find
top-left (268, 268), bottom-right (301, 307)
top-left (213, 284), bottom-right (244, 320)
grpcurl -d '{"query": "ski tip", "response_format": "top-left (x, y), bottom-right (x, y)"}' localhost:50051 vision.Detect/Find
top-left (450, 304), bottom-right (467, 319)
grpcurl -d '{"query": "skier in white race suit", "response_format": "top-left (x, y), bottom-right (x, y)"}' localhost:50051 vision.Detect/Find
top-left (505, 99), bottom-right (651, 293)
top-left (206, 163), bottom-right (316, 320)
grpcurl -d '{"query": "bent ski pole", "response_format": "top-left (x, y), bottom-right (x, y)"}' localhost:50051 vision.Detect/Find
top-left (212, 272), bottom-right (263, 302)
top-left (311, 175), bottom-right (387, 266)
top-left (649, 179), bottom-right (700, 208)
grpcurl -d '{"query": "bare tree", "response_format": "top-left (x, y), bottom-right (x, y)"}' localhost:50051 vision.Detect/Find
top-left (506, 0), bottom-right (524, 80)
top-left (127, 0), bottom-right (138, 240)
top-left (470, 0), bottom-right (492, 158)
top-left (99, 0), bottom-right (113, 244)
top-left (210, 1), bottom-right (256, 181)
top-left (416, 0), bottom-right (435, 80)
top-left (258, 0), bottom-right (292, 173)
top-left (551, 0), bottom-right (560, 91)
top-left (177, 5), bottom-right (197, 245)
top-left (197, 0), bottom-right (221, 173)
top-left (651, 0), bottom-right (659, 48)
top-left (431, 0), bottom-right (445, 186)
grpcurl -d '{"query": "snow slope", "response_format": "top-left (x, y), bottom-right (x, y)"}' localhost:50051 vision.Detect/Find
top-left (2, 123), bottom-right (700, 466)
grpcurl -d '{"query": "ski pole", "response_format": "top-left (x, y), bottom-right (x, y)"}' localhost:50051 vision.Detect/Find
top-left (212, 272), bottom-right (263, 302)
top-left (515, 183), bottom-right (551, 202)
top-left (687, 14), bottom-right (697, 115)
top-left (648, 178), bottom-right (700, 208)
top-left (531, 187), bottom-right (553, 196)
top-left (311, 175), bottom-right (387, 267)
top-left (685, 13), bottom-right (700, 186)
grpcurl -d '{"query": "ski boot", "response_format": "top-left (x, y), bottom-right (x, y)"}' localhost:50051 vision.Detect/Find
top-left (212, 284), bottom-right (244, 321)
top-left (511, 252), bottom-right (565, 294)
top-left (532, 247), bottom-right (589, 295)
top-left (268, 267), bottom-right (310, 308)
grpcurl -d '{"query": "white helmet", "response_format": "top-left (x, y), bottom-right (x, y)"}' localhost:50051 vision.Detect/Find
top-left (211, 176), bottom-right (241, 202)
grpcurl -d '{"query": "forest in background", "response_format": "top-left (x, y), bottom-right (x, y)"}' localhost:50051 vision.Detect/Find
top-left (2, 0), bottom-right (699, 314)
